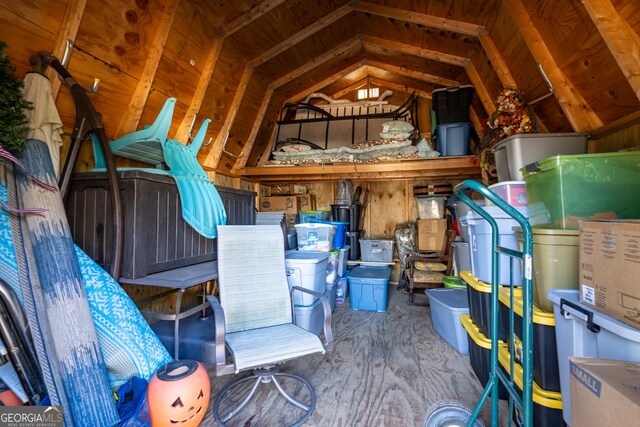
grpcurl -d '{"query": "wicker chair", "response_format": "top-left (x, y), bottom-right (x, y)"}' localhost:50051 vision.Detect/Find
top-left (207, 225), bottom-right (333, 426)
top-left (405, 229), bottom-right (456, 305)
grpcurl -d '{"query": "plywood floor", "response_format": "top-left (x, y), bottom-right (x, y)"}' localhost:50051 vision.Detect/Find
top-left (202, 287), bottom-right (508, 426)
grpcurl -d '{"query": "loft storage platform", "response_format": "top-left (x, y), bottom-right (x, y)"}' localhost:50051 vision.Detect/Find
top-left (264, 93), bottom-right (441, 166)
top-left (238, 156), bottom-right (481, 182)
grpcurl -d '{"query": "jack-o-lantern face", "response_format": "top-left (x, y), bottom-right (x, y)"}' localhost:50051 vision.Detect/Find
top-left (148, 360), bottom-right (211, 427)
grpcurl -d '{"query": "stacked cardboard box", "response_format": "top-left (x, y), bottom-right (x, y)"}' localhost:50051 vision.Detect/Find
top-left (417, 219), bottom-right (447, 251)
top-left (579, 220), bottom-right (640, 329)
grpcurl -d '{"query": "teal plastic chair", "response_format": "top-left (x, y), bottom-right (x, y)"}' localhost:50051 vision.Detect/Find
top-left (162, 118), bottom-right (227, 238)
top-left (93, 97), bottom-right (176, 169)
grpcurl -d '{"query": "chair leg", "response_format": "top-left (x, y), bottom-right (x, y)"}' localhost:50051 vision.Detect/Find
top-left (213, 367), bottom-right (316, 427)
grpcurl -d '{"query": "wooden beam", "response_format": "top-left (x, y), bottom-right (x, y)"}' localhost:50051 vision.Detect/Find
top-left (286, 59), bottom-right (368, 102)
top-left (363, 36), bottom-right (495, 115)
top-left (205, 65), bottom-right (254, 169)
top-left (269, 38), bottom-right (360, 89)
top-left (367, 59), bottom-right (460, 86)
top-left (368, 76), bottom-right (431, 99)
top-left (174, 36), bottom-right (225, 142)
top-left (355, 1), bottom-right (483, 36)
top-left (249, 2), bottom-right (355, 67)
top-left (469, 108), bottom-right (483, 137)
top-left (581, 0), bottom-right (640, 101)
top-left (237, 157), bottom-right (481, 182)
top-left (503, 0), bottom-right (603, 131)
top-left (48, 0), bottom-right (87, 100)
top-left (233, 87), bottom-right (274, 170)
top-left (362, 35), bottom-right (469, 66)
top-left (331, 78), bottom-right (369, 99)
top-left (465, 63), bottom-right (496, 115)
top-left (478, 34), bottom-right (516, 88)
top-left (114, 0), bottom-right (180, 138)
top-left (220, 0), bottom-right (288, 37)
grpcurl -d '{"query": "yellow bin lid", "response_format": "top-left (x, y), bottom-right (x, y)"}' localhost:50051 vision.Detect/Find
top-left (460, 314), bottom-right (506, 349)
top-left (461, 271), bottom-right (492, 293)
top-left (498, 288), bottom-right (555, 326)
top-left (497, 346), bottom-right (563, 409)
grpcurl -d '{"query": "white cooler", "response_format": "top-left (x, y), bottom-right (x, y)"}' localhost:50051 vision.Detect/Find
top-left (285, 251), bottom-right (329, 306)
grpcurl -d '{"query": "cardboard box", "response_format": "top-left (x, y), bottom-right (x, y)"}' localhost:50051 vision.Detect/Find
top-left (285, 213), bottom-right (298, 227)
top-left (297, 194), bottom-right (316, 211)
top-left (417, 219), bottom-right (447, 251)
top-left (579, 220), bottom-right (640, 329)
top-left (270, 184), bottom-right (307, 196)
top-left (570, 357), bottom-right (640, 427)
top-left (259, 196), bottom-right (298, 214)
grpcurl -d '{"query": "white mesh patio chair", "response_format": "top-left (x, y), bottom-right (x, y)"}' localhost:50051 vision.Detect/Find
top-left (208, 225), bottom-right (333, 426)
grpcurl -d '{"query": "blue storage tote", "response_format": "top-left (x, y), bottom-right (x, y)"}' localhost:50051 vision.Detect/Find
top-left (548, 289), bottom-right (640, 426)
top-left (425, 288), bottom-right (470, 355)
top-left (435, 122), bottom-right (471, 156)
top-left (348, 266), bottom-right (391, 312)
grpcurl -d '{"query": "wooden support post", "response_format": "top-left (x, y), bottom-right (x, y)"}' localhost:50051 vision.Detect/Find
top-left (478, 34), bottom-right (517, 88)
top-left (205, 65), bottom-right (253, 169)
top-left (465, 63), bottom-right (496, 115)
top-left (581, 0), bottom-right (640, 102)
top-left (330, 78), bottom-right (369, 99)
top-left (367, 74), bottom-right (432, 99)
top-left (48, 0), bottom-right (87, 100)
top-left (220, 0), bottom-right (288, 37)
top-left (233, 87), bottom-right (274, 170)
top-left (114, 0), bottom-right (180, 138)
top-left (362, 36), bottom-right (469, 66)
top-left (503, 0), bottom-right (602, 131)
top-left (367, 59), bottom-right (460, 86)
top-left (286, 59), bottom-right (368, 102)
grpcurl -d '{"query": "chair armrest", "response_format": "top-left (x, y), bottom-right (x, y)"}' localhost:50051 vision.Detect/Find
top-left (206, 296), bottom-right (234, 376)
top-left (290, 286), bottom-right (334, 352)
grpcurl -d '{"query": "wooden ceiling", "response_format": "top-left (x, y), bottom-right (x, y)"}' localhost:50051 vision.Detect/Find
top-left (3, 0), bottom-right (640, 175)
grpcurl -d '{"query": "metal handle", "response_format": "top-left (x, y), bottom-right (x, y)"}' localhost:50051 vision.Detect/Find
top-left (560, 298), bottom-right (601, 333)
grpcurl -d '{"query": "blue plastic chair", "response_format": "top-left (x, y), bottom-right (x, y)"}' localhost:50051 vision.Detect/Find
top-left (93, 97), bottom-right (176, 169)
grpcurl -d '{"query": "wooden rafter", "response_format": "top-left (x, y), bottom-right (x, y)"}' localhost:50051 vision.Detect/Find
top-left (366, 59), bottom-right (460, 87)
top-left (581, 0), bottom-right (640, 101)
top-left (361, 35), bottom-right (469, 66)
top-left (269, 38), bottom-right (361, 89)
top-left (233, 87), bottom-right (274, 170)
top-left (48, 0), bottom-right (87, 100)
top-left (174, 36), bottom-right (225, 142)
top-left (205, 65), bottom-right (254, 168)
top-left (355, 1), bottom-right (483, 36)
top-left (286, 59), bottom-right (368, 102)
top-left (330, 78), bottom-right (369, 99)
top-left (356, 1), bottom-right (516, 89)
top-left (249, 2), bottom-right (355, 67)
top-left (362, 36), bottom-right (496, 114)
top-left (503, 0), bottom-right (602, 131)
top-left (367, 76), bottom-right (431, 99)
top-left (220, 0), bottom-right (288, 37)
top-left (114, 0), bottom-right (180, 138)
top-left (478, 34), bottom-right (516, 88)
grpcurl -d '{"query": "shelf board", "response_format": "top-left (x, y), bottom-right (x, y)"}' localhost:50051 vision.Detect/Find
top-left (236, 156), bottom-right (481, 182)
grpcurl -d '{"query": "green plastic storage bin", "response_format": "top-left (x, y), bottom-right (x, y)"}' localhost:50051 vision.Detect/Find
top-left (523, 152), bottom-right (640, 229)
top-left (443, 276), bottom-right (465, 289)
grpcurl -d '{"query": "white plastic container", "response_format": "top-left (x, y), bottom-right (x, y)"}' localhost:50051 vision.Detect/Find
top-left (425, 288), bottom-right (470, 355)
top-left (455, 200), bottom-right (485, 243)
top-left (294, 299), bottom-right (323, 336)
top-left (285, 251), bottom-right (329, 306)
top-left (360, 239), bottom-right (394, 262)
top-left (417, 196), bottom-right (445, 219)
top-left (466, 205), bottom-right (529, 285)
top-left (337, 245), bottom-right (349, 277)
top-left (487, 181), bottom-right (527, 206)
top-left (295, 223), bottom-right (336, 251)
top-left (547, 289), bottom-right (640, 426)
top-left (492, 133), bottom-right (588, 181)
top-left (452, 241), bottom-right (471, 275)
